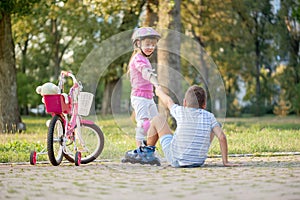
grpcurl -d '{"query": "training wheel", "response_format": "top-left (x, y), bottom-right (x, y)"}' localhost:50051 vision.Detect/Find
top-left (75, 151), bottom-right (81, 166)
top-left (30, 151), bottom-right (37, 165)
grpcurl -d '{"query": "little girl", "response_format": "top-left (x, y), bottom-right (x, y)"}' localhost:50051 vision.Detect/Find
top-left (128, 27), bottom-right (161, 147)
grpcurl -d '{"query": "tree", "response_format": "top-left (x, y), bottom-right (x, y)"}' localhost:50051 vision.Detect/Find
top-left (181, 0), bottom-right (241, 116)
top-left (142, 0), bottom-right (158, 27)
top-left (232, 0), bottom-right (275, 115)
top-left (41, 0), bottom-right (99, 79)
top-left (157, 0), bottom-right (182, 109)
top-left (0, 0), bottom-right (40, 132)
top-left (276, 0), bottom-right (300, 115)
top-left (13, 0), bottom-right (102, 113)
top-left (86, 0), bottom-right (146, 115)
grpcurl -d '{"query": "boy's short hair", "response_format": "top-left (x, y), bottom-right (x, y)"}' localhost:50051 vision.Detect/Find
top-left (184, 85), bottom-right (206, 108)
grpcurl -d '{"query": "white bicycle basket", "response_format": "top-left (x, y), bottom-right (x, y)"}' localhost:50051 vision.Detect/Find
top-left (78, 92), bottom-right (94, 116)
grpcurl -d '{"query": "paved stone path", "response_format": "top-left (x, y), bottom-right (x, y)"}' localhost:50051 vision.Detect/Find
top-left (1, 155), bottom-right (300, 200)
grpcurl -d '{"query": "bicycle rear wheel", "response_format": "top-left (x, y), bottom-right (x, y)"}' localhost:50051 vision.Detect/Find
top-left (47, 115), bottom-right (64, 166)
top-left (63, 123), bottom-right (104, 164)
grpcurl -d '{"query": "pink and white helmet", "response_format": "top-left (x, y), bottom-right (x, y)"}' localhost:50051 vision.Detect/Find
top-left (131, 27), bottom-right (161, 44)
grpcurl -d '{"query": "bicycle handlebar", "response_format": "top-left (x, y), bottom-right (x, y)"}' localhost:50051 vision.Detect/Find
top-left (60, 71), bottom-right (76, 83)
top-left (59, 71), bottom-right (83, 91)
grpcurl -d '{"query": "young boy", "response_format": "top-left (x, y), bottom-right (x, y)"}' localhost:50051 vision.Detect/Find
top-left (122, 85), bottom-right (238, 167)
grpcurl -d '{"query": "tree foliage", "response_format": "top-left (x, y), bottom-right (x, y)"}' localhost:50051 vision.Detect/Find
top-left (4, 0), bottom-right (300, 120)
top-left (276, 0), bottom-right (300, 115)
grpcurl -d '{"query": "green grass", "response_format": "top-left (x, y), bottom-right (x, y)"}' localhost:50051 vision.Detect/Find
top-left (0, 115), bottom-right (300, 163)
top-left (209, 115), bottom-right (300, 155)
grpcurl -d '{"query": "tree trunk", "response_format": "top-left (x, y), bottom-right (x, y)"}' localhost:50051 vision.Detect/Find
top-left (157, 0), bottom-right (182, 113)
top-left (143, 0), bottom-right (158, 27)
top-left (255, 39), bottom-right (261, 114)
top-left (254, 17), bottom-right (261, 99)
top-left (51, 18), bottom-right (61, 79)
top-left (101, 78), bottom-right (121, 115)
top-left (0, 12), bottom-right (22, 133)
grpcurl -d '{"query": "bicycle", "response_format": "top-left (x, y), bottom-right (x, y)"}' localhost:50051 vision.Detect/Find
top-left (30, 71), bottom-right (104, 166)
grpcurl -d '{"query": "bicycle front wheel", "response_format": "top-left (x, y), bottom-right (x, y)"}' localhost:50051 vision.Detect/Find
top-left (47, 115), bottom-right (64, 166)
top-left (64, 123), bottom-right (104, 164)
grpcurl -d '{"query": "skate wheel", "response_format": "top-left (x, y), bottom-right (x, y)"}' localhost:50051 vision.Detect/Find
top-left (75, 151), bottom-right (81, 166)
top-left (150, 162), bottom-right (160, 166)
top-left (30, 151), bottom-right (37, 165)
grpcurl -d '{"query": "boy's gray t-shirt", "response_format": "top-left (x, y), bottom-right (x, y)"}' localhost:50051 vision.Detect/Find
top-left (170, 104), bottom-right (220, 166)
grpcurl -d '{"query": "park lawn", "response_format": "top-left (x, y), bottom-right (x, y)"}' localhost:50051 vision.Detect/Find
top-left (0, 115), bottom-right (299, 163)
top-left (211, 116), bottom-right (300, 155)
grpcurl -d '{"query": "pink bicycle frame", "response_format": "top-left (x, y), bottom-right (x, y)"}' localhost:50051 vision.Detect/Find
top-left (57, 71), bottom-right (95, 139)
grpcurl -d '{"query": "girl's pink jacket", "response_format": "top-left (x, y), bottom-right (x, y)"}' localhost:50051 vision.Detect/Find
top-left (129, 53), bottom-right (154, 99)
